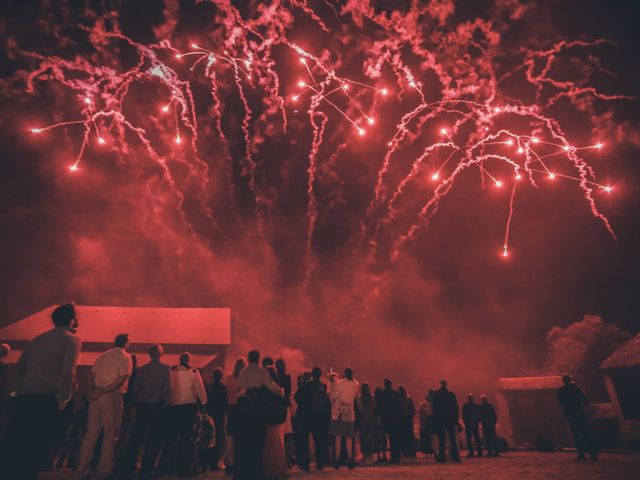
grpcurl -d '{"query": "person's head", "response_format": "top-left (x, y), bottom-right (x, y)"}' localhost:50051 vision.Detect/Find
top-left (398, 385), bottom-right (407, 397)
top-left (344, 367), bottom-right (354, 380)
top-left (262, 356), bottom-right (274, 368)
top-left (52, 304), bottom-right (77, 331)
top-left (428, 389), bottom-right (435, 401)
top-left (384, 378), bottom-right (392, 389)
top-left (248, 350), bottom-right (260, 364)
top-left (480, 394), bottom-right (488, 404)
top-left (361, 382), bottom-right (372, 399)
top-left (213, 368), bottom-right (223, 383)
top-left (440, 380), bottom-right (448, 390)
top-left (311, 366), bottom-right (322, 380)
top-left (275, 358), bottom-right (286, 374)
top-left (149, 344), bottom-right (164, 360)
top-left (114, 333), bottom-right (129, 349)
top-left (233, 358), bottom-right (246, 377)
top-left (302, 371), bottom-right (312, 382)
top-left (179, 352), bottom-right (192, 368)
top-left (561, 373), bottom-right (572, 386)
top-left (0, 343), bottom-right (10, 361)
top-left (467, 393), bottom-right (475, 402)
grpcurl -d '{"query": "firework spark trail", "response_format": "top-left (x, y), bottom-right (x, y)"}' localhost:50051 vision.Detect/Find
top-left (502, 181), bottom-right (518, 258)
top-left (232, 62), bottom-right (263, 228)
top-left (18, 1), bottom-right (632, 273)
top-left (391, 152), bottom-right (522, 262)
top-left (358, 101), bottom-right (428, 242)
top-left (385, 141), bottom-right (457, 219)
top-left (304, 109), bottom-right (328, 284)
top-left (206, 66), bottom-right (238, 212)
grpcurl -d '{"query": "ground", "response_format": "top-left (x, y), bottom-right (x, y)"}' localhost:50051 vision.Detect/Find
top-left (41, 452), bottom-right (640, 479)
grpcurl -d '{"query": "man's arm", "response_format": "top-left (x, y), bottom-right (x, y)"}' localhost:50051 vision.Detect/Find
top-left (261, 369), bottom-right (281, 394)
top-left (163, 366), bottom-right (171, 405)
top-left (579, 387), bottom-right (589, 407)
top-left (13, 348), bottom-right (27, 394)
top-left (57, 337), bottom-right (80, 407)
top-left (91, 375), bottom-right (129, 399)
top-left (195, 370), bottom-right (208, 405)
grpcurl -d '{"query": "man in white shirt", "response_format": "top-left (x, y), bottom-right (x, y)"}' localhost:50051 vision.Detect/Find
top-left (168, 352), bottom-right (207, 476)
top-left (236, 350), bottom-right (280, 394)
top-left (329, 367), bottom-right (359, 469)
top-left (77, 333), bottom-right (133, 479)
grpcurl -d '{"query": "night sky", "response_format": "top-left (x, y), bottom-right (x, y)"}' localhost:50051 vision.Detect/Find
top-left (0, 0), bottom-right (639, 397)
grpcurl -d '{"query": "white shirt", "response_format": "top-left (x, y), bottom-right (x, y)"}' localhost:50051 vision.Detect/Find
top-left (330, 378), bottom-right (359, 422)
top-left (170, 365), bottom-right (207, 406)
top-left (92, 347), bottom-right (133, 394)
top-left (237, 364), bottom-right (280, 393)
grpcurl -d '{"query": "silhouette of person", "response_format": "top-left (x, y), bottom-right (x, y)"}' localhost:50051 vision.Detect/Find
top-left (328, 367), bottom-right (359, 469)
top-left (123, 343), bottom-right (170, 480)
top-left (294, 366), bottom-right (330, 470)
top-left (223, 358), bottom-right (245, 475)
top-left (274, 358), bottom-right (294, 466)
top-left (377, 378), bottom-right (403, 463)
top-left (77, 333), bottom-right (133, 479)
top-left (167, 352), bottom-right (208, 476)
top-left (234, 350), bottom-right (279, 480)
top-left (432, 380), bottom-right (461, 463)
top-left (557, 374), bottom-right (597, 460)
top-left (478, 395), bottom-right (499, 457)
top-left (418, 389), bottom-right (435, 457)
top-left (206, 368), bottom-right (228, 470)
top-left (3, 304), bottom-right (80, 480)
top-left (398, 385), bottom-right (416, 457)
top-left (462, 394), bottom-right (482, 457)
top-left (0, 343), bottom-right (12, 440)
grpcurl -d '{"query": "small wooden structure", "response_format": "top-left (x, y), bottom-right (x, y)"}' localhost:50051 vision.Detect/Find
top-left (0, 305), bottom-right (231, 385)
top-left (599, 333), bottom-right (640, 447)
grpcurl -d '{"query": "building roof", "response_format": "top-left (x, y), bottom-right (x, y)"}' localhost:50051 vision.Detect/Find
top-left (498, 376), bottom-right (563, 390)
top-left (0, 305), bottom-right (231, 366)
top-left (599, 333), bottom-right (640, 370)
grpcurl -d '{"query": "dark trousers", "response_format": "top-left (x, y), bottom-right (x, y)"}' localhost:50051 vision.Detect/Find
top-left (296, 420), bottom-right (329, 468)
top-left (169, 404), bottom-right (197, 474)
top-left (384, 423), bottom-right (402, 463)
top-left (210, 414), bottom-right (226, 468)
top-left (124, 402), bottom-right (166, 478)
top-left (2, 394), bottom-right (62, 480)
top-left (234, 394), bottom-right (266, 480)
top-left (566, 413), bottom-right (596, 458)
top-left (465, 422), bottom-right (482, 455)
top-left (437, 423), bottom-right (460, 461)
top-left (401, 417), bottom-right (416, 456)
top-left (481, 421), bottom-right (499, 455)
top-left (420, 417), bottom-right (435, 454)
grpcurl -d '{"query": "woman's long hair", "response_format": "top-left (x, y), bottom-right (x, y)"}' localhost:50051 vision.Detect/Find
top-left (361, 382), bottom-right (373, 408)
top-left (232, 358), bottom-right (246, 378)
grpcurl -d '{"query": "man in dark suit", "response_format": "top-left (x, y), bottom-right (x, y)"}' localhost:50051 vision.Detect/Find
top-left (294, 367), bottom-right (330, 470)
top-left (377, 378), bottom-right (404, 463)
top-left (557, 374), bottom-right (597, 460)
top-left (479, 395), bottom-right (499, 456)
top-left (432, 380), bottom-right (460, 463)
top-left (462, 394), bottom-right (482, 457)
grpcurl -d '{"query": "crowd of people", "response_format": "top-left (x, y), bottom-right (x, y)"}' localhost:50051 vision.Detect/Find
top-left (0, 304), bottom-right (597, 479)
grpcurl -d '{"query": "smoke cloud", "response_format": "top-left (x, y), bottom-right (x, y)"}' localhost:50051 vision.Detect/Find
top-left (0, 0), bottom-right (639, 401)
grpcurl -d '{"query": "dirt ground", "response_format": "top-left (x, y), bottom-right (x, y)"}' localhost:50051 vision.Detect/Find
top-left (41, 451), bottom-right (640, 479)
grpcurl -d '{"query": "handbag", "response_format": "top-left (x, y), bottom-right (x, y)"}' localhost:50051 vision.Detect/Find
top-left (260, 387), bottom-right (287, 425)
